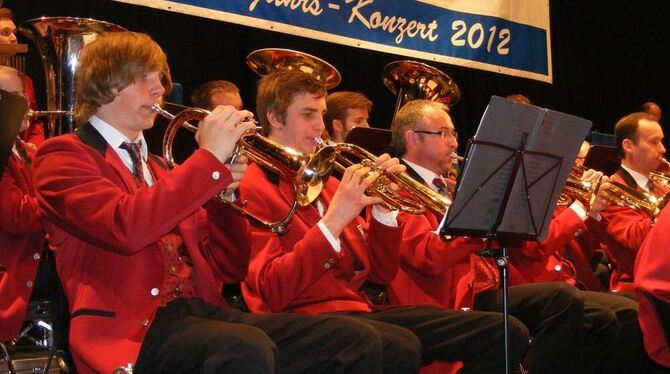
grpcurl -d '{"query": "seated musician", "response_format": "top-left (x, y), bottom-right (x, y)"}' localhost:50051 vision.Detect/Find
top-left (0, 65), bottom-right (45, 345)
top-left (388, 99), bottom-right (620, 373)
top-left (635, 202), bottom-right (670, 369)
top-left (509, 176), bottom-right (664, 372)
top-left (190, 79), bottom-right (243, 110)
top-left (0, 8), bottom-right (44, 147)
top-left (238, 68), bottom-right (530, 373)
top-left (323, 90), bottom-right (371, 143)
top-left (31, 31), bottom-right (389, 374)
top-left (601, 112), bottom-right (667, 293)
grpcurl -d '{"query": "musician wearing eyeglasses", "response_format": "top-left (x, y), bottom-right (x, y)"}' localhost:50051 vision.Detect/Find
top-left (237, 69), bottom-right (530, 373)
top-left (31, 32), bottom-right (389, 374)
top-left (387, 99), bottom-right (627, 373)
top-left (0, 65), bottom-right (45, 346)
top-left (601, 112), bottom-right (667, 293)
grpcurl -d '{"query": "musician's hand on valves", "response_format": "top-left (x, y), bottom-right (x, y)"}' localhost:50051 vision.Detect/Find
top-left (195, 105), bottom-right (256, 163)
top-left (322, 163), bottom-right (383, 238)
top-left (590, 176), bottom-right (611, 218)
top-left (581, 168), bottom-right (603, 184)
top-left (373, 153), bottom-right (405, 213)
top-left (220, 155), bottom-right (249, 202)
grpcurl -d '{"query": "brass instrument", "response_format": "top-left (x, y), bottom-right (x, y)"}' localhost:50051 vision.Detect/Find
top-left (382, 60), bottom-right (461, 117)
top-left (315, 139), bottom-right (451, 216)
top-left (153, 104), bottom-right (335, 234)
top-left (246, 48), bottom-right (341, 89)
top-left (26, 109), bottom-right (72, 119)
top-left (19, 17), bottom-right (126, 135)
top-left (558, 176), bottom-right (602, 207)
top-left (599, 181), bottom-right (669, 220)
top-left (649, 158), bottom-right (670, 187)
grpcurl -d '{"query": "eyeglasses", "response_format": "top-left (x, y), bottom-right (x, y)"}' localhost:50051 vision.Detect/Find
top-left (414, 129), bottom-right (458, 140)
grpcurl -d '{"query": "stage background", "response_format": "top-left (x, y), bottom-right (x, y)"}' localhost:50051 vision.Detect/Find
top-left (6, 0), bottom-right (670, 154)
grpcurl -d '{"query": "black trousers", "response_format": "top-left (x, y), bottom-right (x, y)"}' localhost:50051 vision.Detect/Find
top-left (475, 282), bottom-right (592, 374)
top-left (134, 298), bottom-right (388, 374)
top-left (331, 305), bottom-right (530, 374)
top-left (587, 291), bottom-right (670, 374)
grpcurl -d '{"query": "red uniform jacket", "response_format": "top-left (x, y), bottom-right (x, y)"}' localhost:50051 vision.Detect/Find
top-left (32, 124), bottom-right (251, 374)
top-left (601, 168), bottom-right (654, 292)
top-left (18, 74), bottom-right (45, 146)
top-left (238, 162), bottom-right (404, 314)
top-left (634, 205), bottom-right (670, 367)
top-left (0, 144), bottom-right (43, 341)
top-left (510, 206), bottom-right (590, 286)
top-left (387, 165), bottom-right (525, 310)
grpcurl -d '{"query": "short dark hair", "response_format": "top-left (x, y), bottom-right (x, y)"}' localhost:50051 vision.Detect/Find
top-left (323, 91), bottom-right (372, 136)
top-left (614, 112), bottom-right (657, 158)
top-left (0, 8), bottom-right (13, 20)
top-left (190, 80), bottom-right (239, 110)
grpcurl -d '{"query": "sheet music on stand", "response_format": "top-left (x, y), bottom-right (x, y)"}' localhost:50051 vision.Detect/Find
top-left (440, 96), bottom-right (592, 242)
top-left (0, 89), bottom-right (29, 173)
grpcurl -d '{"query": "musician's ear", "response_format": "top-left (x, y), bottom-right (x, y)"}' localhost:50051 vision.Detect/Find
top-left (621, 138), bottom-right (634, 156)
top-left (266, 109), bottom-right (284, 133)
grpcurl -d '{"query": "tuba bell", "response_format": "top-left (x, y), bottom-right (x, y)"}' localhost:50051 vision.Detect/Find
top-left (246, 48), bottom-right (341, 90)
top-left (19, 17), bottom-right (126, 136)
top-left (382, 60), bottom-right (460, 119)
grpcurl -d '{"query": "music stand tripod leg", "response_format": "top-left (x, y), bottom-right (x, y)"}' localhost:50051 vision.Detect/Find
top-left (0, 341), bottom-right (17, 374)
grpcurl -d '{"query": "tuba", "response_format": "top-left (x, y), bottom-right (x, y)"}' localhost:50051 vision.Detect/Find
top-left (19, 17), bottom-right (126, 136)
top-left (382, 60), bottom-right (460, 118)
top-left (246, 48), bottom-right (341, 90)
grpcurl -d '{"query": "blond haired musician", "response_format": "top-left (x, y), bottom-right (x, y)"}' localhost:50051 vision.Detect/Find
top-left (0, 65), bottom-right (44, 344)
top-left (238, 68), bottom-right (530, 373)
top-left (32, 31), bottom-right (389, 374)
top-left (601, 112), bottom-right (667, 293)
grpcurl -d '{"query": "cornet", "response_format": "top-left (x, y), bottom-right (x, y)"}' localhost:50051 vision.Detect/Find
top-left (152, 103), bottom-right (333, 234)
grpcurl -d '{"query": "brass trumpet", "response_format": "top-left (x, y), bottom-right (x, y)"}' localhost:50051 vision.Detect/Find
top-left (315, 139), bottom-right (451, 216)
top-left (649, 157), bottom-right (670, 187)
top-left (152, 104), bottom-right (333, 234)
top-left (600, 181), bottom-right (669, 220)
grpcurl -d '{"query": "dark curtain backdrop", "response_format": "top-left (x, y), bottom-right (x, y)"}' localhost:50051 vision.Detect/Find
top-left (6, 0), bottom-right (670, 153)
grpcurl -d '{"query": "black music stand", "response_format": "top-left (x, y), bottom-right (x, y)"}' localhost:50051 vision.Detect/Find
top-left (584, 145), bottom-right (620, 175)
top-left (440, 96), bottom-right (592, 373)
top-left (345, 127), bottom-right (393, 156)
top-left (0, 89), bottom-right (29, 173)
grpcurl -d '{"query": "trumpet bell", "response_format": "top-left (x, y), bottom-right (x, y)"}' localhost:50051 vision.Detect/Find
top-left (382, 60), bottom-right (461, 114)
top-left (154, 104), bottom-right (337, 233)
top-left (246, 48), bottom-right (341, 90)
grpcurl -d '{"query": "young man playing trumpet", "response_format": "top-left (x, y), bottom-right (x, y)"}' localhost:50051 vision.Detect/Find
top-left (32, 31), bottom-right (390, 374)
top-left (238, 68), bottom-right (530, 373)
top-left (388, 99), bottom-right (630, 373)
top-left (602, 112), bottom-right (667, 293)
